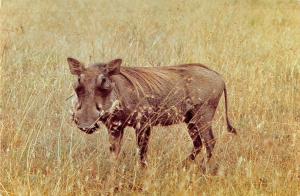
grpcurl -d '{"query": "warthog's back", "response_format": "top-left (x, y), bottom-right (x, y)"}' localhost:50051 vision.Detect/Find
top-left (120, 64), bottom-right (225, 106)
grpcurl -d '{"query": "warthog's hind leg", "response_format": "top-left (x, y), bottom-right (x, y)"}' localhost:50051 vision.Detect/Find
top-left (201, 127), bottom-right (215, 160)
top-left (187, 122), bottom-right (203, 161)
top-left (183, 109), bottom-right (203, 165)
top-left (195, 106), bottom-right (218, 174)
top-left (184, 105), bottom-right (218, 173)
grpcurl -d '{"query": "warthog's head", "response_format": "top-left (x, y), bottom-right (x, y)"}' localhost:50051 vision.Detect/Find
top-left (68, 57), bottom-right (122, 134)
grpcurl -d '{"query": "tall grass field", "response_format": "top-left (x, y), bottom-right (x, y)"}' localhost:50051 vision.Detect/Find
top-left (1, 0), bottom-right (300, 195)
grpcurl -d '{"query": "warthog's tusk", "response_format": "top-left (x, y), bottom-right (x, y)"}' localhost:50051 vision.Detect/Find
top-left (99, 110), bottom-right (105, 117)
top-left (108, 100), bottom-right (121, 113)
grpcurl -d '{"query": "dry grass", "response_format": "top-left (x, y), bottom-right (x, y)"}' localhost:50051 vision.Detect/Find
top-left (1, 0), bottom-right (300, 195)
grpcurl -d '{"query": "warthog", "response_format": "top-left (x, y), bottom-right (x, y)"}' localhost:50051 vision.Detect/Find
top-left (68, 57), bottom-right (236, 167)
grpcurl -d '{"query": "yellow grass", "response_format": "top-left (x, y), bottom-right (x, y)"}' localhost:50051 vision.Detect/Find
top-left (1, 0), bottom-right (300, 195)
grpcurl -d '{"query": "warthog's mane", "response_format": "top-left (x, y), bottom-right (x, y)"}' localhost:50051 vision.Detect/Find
top-left (119, 66), bottom-right (172, 97)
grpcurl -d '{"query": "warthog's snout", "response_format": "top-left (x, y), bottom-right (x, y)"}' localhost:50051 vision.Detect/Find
top-left (77, 122), bottom-right (100, 134)
top-left (73, 115), bottom-right (101, 134)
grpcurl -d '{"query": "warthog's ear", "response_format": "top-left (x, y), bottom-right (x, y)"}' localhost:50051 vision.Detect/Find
top-left (106, 59), bottom-right (122, 75)
top-left (67, 57), bottom-right (85, 75)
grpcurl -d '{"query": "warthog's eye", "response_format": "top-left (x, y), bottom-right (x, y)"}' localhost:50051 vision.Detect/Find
top-left (75, 85), bottom-right (85, 96)
top-left (96, 103), bottom-right (102, 112)
top-left (95, 85), bottom-right (110, 96)
top-left (96, 75), bottom-right (112, 95)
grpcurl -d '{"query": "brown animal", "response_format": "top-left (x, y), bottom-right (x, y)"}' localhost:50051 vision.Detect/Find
top-left (68, 57), bottom-right (236, 167)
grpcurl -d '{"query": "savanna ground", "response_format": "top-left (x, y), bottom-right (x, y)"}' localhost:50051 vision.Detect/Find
top-left (1, 0), bottom-right (300, 195)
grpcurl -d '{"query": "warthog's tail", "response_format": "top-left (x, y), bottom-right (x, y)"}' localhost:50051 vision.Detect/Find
top-left (223, 85), bottom-right (237, 134)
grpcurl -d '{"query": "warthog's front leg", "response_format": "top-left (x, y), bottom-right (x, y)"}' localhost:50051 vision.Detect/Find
top-left (108, 127), bottom-right (124, 160)
top-left (107, 127), bottom-right (124, 189)
top-left (135, 126), bottom-right (151, 168)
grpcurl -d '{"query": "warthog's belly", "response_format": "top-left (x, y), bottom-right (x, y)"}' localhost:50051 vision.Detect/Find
top-left (152, 107), bottom-right (185, 126)
top-left (127, 105), bottom-right (187, 128)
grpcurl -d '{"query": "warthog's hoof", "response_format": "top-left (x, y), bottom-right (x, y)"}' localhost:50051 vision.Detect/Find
top-left (181, 157), bottom-right (194, 169)
top-left (201, 158), bottom-right (220, 175)
top-left (140, 160), bottom-right (148, 169)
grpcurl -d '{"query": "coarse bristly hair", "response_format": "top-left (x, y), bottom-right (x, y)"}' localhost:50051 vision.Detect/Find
top-left (119, 64), bottom-right (219, 98)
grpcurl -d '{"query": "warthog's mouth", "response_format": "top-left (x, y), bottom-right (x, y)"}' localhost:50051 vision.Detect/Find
top-left (71, 113), bottom-right (102, 134)
top-left (78, 122), bottom-right (100, 134)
